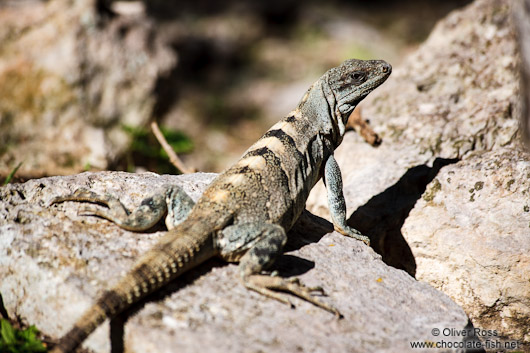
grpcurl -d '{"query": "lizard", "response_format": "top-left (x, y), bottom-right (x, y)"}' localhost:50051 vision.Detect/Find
top-left (49, 58), bottom-right (391, 353)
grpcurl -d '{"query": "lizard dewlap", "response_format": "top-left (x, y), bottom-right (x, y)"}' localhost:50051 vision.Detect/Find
top-left (49, 58), bottom-right (391, 353)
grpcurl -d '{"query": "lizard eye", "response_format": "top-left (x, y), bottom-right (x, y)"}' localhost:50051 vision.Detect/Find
top-left (350, 71), bottom-right (366, 84)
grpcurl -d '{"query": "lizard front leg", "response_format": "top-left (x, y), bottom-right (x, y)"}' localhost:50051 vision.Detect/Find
top-left (50, 185), bottom-right (195, 231)
top-left (323, 154), bottom-right (370, 246)
top-left (218, 223), bottom-right (341, 316)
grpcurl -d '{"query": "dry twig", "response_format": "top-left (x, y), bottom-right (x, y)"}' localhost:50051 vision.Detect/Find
top-left (150, 122), bottom-right (195, 174)
top-left (345, 107), bottom-right (382, 146)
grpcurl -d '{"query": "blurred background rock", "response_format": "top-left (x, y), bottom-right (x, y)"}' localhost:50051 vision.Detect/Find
top-left (0, 0), bottom-right (471, 179)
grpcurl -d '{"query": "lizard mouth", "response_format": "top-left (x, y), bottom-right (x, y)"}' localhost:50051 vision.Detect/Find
top-left (338, 79), bottom-right (389, 109)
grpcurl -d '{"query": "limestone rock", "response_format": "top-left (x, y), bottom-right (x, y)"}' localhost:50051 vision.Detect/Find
top-left (0, 0), bottom-right (175, 177)
top-left (0, 172), bottom-right (469, 353)
top-left (402, 147), bottom-right (530, 346)
top-left (306, 0), bottom-right (528, 348)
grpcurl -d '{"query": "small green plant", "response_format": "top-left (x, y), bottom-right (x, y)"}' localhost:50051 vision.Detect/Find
top-left (2, 162), bottom-right (23, 185)
top-left (0, 319), bottom-right (47, 353)
top-left (123, 124), bottom-right (193, 158)
top-left (122, 124), bottom-right (194, 173)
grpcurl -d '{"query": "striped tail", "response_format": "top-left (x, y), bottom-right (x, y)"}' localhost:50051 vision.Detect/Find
top-left (50, 224), bottom-right (215, 353)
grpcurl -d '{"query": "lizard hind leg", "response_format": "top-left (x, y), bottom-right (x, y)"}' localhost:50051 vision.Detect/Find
top-left (222, 223), bottom-right (341, 316)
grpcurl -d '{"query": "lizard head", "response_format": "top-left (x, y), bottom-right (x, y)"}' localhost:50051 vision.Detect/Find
top-left (326, 59), bottom-right (391, 119)
top-left (293, 58), bottom-right (391, 146)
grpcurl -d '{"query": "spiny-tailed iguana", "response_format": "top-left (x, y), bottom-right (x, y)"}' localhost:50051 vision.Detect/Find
top-left (49, 58), bottom-right (391, 353)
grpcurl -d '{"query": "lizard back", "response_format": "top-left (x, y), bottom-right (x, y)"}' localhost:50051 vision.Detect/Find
top-left (197, 111), bottom-right (325, 232)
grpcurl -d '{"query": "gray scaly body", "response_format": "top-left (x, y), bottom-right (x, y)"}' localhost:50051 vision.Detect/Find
top-left (49, 58), bottom-right (391, 353)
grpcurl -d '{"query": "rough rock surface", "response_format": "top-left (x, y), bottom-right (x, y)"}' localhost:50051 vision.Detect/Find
top-left (0, 172), bottom-right (469, 353)
top-left (306, 0), bottom-right (528, 348)
top-left (0, 0), bottom-right (175, 177)
top-left (402, 147), bottom-right (530, 345)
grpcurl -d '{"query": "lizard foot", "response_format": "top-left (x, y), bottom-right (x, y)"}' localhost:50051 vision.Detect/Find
top-left (243, 274), bottom-right (342, 317)
top-left (334, 226), bottom-right (370, 246)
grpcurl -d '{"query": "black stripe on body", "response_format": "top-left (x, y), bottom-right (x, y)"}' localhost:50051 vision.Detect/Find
top-left (285, 115), bottom-right (297, 123)
top-left (263, 129), bottom-right (310, 200)
top-left (243, 146), bottom-right (294, 222)
top-left (230, 165), bottom-right (252, 176)
top-left (260, 128), bottom-right (327, 229)
top-left (262, 129), bottom-right (300, 153)
top-left (245, 146), bottom-right (289, 178)
top-left (261, 129), bottom-right (309, 178)
top-left (246, 144), bottom-right (311, 227)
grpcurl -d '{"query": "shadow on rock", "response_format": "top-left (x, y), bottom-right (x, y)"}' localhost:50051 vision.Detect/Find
top-left (286, 210), bottom-right (335, 251)
top-left (347, 157), bottom-right (459, 277)
top-left (109, 257), bottom-right (225, 353)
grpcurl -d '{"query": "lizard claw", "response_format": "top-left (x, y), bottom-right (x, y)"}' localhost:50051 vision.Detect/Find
top-left (285, 278), bottom-right (325, 295)
top-left (308, 285), bottom-right (326, 295)
top-left (243, 274), bottom-right (341, 316)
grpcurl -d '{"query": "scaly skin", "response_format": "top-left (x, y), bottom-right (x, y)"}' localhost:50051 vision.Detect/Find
top-left (49, 58), bottom-right (391, 353)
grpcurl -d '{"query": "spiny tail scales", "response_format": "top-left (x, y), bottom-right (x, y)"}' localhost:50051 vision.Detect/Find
top-left (50, 222), bottom-right (215, 353)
